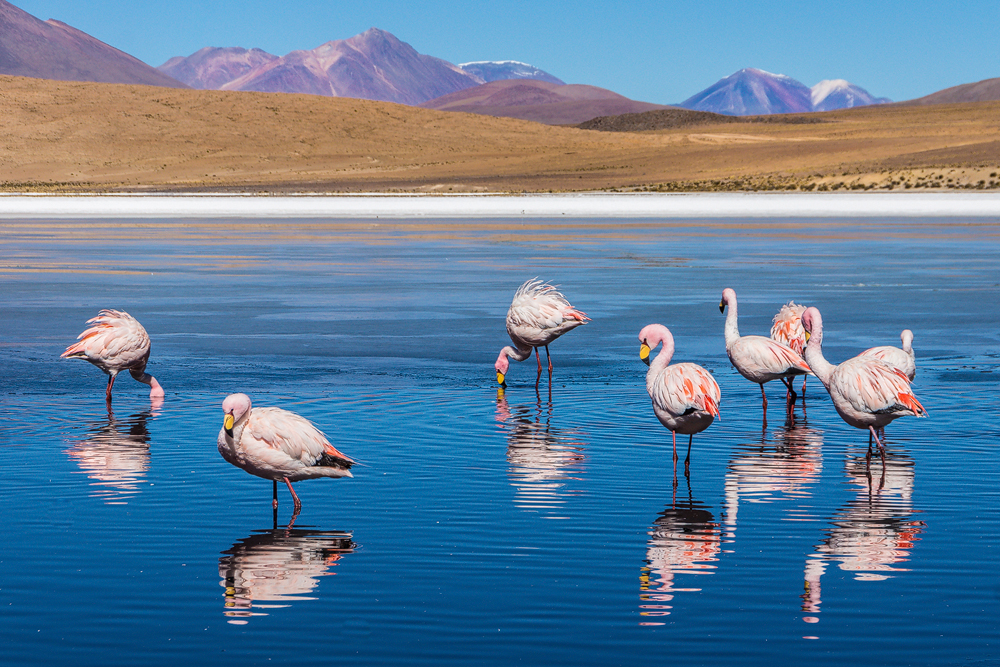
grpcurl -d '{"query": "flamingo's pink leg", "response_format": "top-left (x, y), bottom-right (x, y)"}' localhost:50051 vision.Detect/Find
top-left (284, 477), bottom-right (302, 511)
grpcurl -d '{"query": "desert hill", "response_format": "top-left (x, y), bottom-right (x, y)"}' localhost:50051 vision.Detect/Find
top-left (0, 0), bottom-right (186, 87)
top-left (0, 75), bottom-right (997, 193)
top-left (901, 76), bottom-right (1000, 105)
top-left (419, 79), bottom-right (671, 125)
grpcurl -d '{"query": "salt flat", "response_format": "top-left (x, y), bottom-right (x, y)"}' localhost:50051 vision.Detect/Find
top-left (2, 192), bottom-right (1000, 219)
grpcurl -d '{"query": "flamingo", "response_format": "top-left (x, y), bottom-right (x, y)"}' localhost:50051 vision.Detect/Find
top-left (719, 288), bottom-right (811, 424)
top-left (218, 393), bottom-right (354, 512)
top-left (800, 308), bottom-right (926, 469)
top-left (771, 301), bottom-right (810, 395)
top-left (859, 329), bottom-right (916, 381)
top-left (495, 279), bottom-right (590, 386)
top-left (639, 324), bottom-right (721, 475)
top-left (61, 309), bottom-right (165, 405)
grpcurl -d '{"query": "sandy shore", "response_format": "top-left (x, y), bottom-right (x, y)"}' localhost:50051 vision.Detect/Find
top-left (1, 192), bottom-right (999, 218)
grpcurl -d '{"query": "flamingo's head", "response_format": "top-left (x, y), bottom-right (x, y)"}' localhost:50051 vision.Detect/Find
top-left (495, 351), bottom-right (510, 385)
top-left (638, 324), bottom-right (673, 367)
top-left (222, 393), bottom-right (252, 437)
top-left (800, 307), bottom-right (822, 338)
top-left (719, 287), bottom-right (736, 313)
top-left (901, 329), bottom-right (914, 352)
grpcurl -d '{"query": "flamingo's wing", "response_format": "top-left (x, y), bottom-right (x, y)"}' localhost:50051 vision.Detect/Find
top-left (833, 358), bottom-right (926, 417)
top-left (62, 310), bottom-right (151, 370)
top-left (652, 363), bottom-right (721, 418)
top-left (247, 407), bottom-right (354, 472)
top-left (735, 336), bottom-right (812, 376)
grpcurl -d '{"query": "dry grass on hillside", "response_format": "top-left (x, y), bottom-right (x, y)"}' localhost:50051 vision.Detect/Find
top-left (0, 76), bottom-right (998, 192)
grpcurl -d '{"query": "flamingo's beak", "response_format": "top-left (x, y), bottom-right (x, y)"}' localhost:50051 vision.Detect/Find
top-left (640, 341), bottom-right (651, 366)
top-left (805, 331), bottom-right (811, 342)
top-left (224, 413), bottom-right (234, 435)
top-left (718, 301), bottom-right (726, 313)
top-left (497, 371), bottom-right (506, 386)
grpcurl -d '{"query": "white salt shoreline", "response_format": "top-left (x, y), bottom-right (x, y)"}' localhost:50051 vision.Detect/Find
top-left (1, 192), bottom-right (999, 219)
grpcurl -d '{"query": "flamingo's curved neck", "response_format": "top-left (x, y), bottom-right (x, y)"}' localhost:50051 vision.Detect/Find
top-left (723, 299), bottom-right (740, 349)
top-left (646, 334), bottom-right (675, 394)
top-left (502, 345), bottom-right (533, 363)
top-left (803, 326), bottom-right (836, 388)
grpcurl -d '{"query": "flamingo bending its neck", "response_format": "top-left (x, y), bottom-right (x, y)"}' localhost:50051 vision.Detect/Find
top-left (218, 393), bottom-right (354, 513)
top-left (859, 329), bottom-right (916, 382)
top-left (495, 279), bottom-right (590, 387)
top-left (719, 289), bottom-right (811, 425)
top-left (771, 301), bottom-right (810, 395)
top-left (800, 308), bottom-right (926, 469)
top-left (61, 309), bottom-right (164, 405)
top-left (639, 324), bottom-right (721, 475)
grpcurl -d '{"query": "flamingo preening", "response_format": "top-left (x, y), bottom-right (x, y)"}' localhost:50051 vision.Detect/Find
top-left (495, 279), bottom-right (590, 387)
top-left (719, 289), bottom-right (811, 425)
top-left (800, 308), bottom-right (926, 470)
top-left (218, 393), bottom-right (354, 513)
top-left (640, 324), bottom-right (721, 475)
top-left (61, 309), bottom-right (165, 405)
top-left (771, 301), bottom-right (809, 395)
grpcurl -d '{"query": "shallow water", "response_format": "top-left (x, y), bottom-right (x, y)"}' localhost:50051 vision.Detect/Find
top-left (1, 216), bottom-right (998, 666)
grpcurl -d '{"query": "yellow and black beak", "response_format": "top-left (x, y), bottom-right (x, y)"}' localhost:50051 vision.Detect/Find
top-left (719, 301), bottom-right (726, 313)
top-left (640, 341), bottom-right (651, 366)
top-left (224, 413), bottom-right (234, 436)
top-left (497, 371), bottom-right (506, 386)
top-left (805, 331), bottom-right (811, 342)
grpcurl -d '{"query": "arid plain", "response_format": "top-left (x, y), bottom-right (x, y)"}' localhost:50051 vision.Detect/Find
top-left (1, 74), bottom-right (998, 193)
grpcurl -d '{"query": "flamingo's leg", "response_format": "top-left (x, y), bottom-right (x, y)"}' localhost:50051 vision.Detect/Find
top-left (273, 480), bottom-right (279, 509)
top-left (545, 345), bottom-right (553, 374)
top-left (685, 434), bottom-right (693, 475)
top-left (759, 383), bottom-right (768, 426)
top-left (284, 477), bottom-right (302, 511)
top-left (869, 426), bottom-right (887, 469)
top-left (105, 373), bottom-right (117, 404)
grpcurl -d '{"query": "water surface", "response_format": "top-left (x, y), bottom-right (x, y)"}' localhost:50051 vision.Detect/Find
top-left (1, 216), bottom-right (998, 665)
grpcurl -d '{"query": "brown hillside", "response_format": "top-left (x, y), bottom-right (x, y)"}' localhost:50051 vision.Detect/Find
top-left (0, 76), bottom-right (998, 193)
top-left (901, 76), bottom-right (1000, 106)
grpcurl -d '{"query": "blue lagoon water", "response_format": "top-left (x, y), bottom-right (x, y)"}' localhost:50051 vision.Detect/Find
top-left (1, 214), bottom-right (998, 665)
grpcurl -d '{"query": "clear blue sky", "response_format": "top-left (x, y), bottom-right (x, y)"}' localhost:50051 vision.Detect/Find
top-left (15, 0), bottom-right (1000, 103)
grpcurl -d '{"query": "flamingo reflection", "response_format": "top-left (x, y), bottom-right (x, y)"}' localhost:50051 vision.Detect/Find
top-left (724, 416), bottom-right (824, 529)
top-left (800, 447), bottom-right (924, 624)
top-left (496, 388), bottom-right (587, 515)
top-left (639, 478), bottom-right (723, 625)
top-left (64, 407), bottom-right (155, 503)
top-left (219, 524), bottom-right (357, 624)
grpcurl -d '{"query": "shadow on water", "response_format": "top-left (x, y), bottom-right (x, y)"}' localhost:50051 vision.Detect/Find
top-left (63, 406), bottom-right (159, 504)
top-left (495, 387), bottom-right (587, 517)
top-left (639, 474), bottom-right (723, 625)
top-left (725, 408), bottom-right (826, 528)
top-left (801, 446), bottom-right (925, 627)
top-left (219, 521), bottom-right (357, 625)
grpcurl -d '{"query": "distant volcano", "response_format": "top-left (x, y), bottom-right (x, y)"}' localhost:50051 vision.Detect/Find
top-left (680, 68), bottom-right (889, 115)
top-left (458, 61), bottom-right (563, 85)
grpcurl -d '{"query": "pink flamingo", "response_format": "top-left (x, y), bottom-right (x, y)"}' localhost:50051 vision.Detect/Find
top-left (219, 393), bottom-right (354, 512)
top-left (495, 279), bottom-right (590, 386)
top-left (639, 324), bottom-right (721, 475)
top-left (61, 309), bottom-right (165, 405)
top-left (859, 329), bottom-right (916, 381)
top-left (719, 288), bottom-right (811, 425)
top-left (800, 308), bottom-right (926, 469)
top-left (771, 301), bottom-right (810, 395)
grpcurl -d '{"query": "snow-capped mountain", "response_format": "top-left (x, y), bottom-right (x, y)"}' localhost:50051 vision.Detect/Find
top-left (811, 79), bottom-right (890, 111)
top-left (680, 68), bottom-right (890, 115)
top-left (457, 61), bottom-right (563, 85)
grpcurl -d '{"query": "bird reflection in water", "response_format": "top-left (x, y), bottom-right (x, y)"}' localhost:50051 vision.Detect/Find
top-left (800, 446), bottom-right (925, 626)
top-left (64, 406), bottom-right (157, 504)
top-left (639, 476), bottom-right (723, 625)
top-left (496, 387), bottom-right (586, 516)
top-left (219, 523), bottom-right (357, 624)
top-left (724, 412), bottom-right (825, 529)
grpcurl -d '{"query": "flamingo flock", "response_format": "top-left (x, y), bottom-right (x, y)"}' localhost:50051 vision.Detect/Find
top-left (60, 279), bottom-right (925, 512)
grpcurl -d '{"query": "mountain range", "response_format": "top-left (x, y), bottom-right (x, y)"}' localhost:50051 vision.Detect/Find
top-left (679, 68), bottom-right (890, 115)
top-left (0, 0), bottom-right (997, 123)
